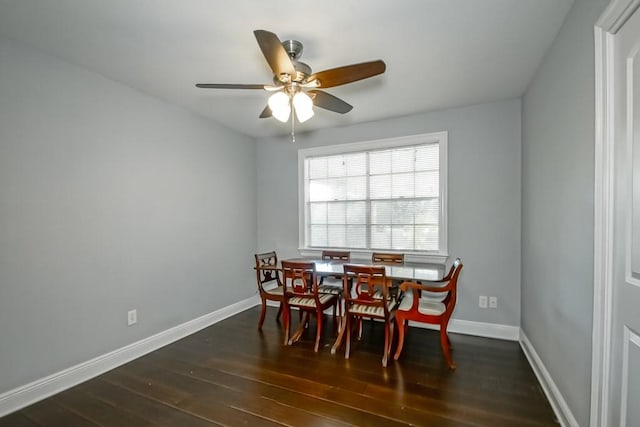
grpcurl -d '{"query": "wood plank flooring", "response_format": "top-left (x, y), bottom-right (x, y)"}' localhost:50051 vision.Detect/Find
top-left (0, 307), bottom-right (558, 426)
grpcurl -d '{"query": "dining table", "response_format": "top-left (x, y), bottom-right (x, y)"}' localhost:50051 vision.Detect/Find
top-left (264, 257), bottom-right (445, 354)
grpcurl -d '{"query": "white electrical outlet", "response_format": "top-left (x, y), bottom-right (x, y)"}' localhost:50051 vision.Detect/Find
top-left (479, 296), bottom-right (488, 308)
top-left (489, 297), bottom-right (498, 309)
top-left (127, 309), bottom-right (137, 326)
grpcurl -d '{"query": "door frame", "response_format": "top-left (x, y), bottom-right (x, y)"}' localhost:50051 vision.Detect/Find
top-left (592, 1), bottom-right (640, 425)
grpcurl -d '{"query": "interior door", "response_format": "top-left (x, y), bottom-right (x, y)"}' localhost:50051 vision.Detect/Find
top-left (611, 7), bottom-right (640, 426)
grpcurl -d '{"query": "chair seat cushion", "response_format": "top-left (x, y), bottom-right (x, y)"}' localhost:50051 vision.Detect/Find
top-left (397, 293), bottom-right (446, 316)
top-left (265, 286), bottom-right (284, 296)
top-left (289, 293), bottom-right (334, 308)
top-left (318, 284), bottom-right (342, 295)
top-left (421, 289), bottom-right (447, 302)
top-left (350, 300), bottom-right (396, 317)
top-left (373, 287), bottom-right (401, 301)
top-left (397, 294), bottom-right (413, 311)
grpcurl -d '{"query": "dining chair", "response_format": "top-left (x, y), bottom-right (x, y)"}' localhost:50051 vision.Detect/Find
top-left (342, 264), bottom-right (398, 367)
top-left (254, 251), bottom-right (285, 329)
top-left (394, 258), bottom-right (463, 369)
top-left (281, 260), bottom-right (339, 352)
top-left (372, 252), bottom-right (405, 263)
top-left (372, 252), bottom-right (404, 297)
top-left (318, 250), bottom-right (350, 317)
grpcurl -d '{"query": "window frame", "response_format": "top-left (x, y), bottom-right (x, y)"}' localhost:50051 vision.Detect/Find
top-left (297, 131), bottom-right (448, 264)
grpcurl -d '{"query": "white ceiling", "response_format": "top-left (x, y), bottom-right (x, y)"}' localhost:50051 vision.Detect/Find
top-left (0, 0), bottom-right (573, 139)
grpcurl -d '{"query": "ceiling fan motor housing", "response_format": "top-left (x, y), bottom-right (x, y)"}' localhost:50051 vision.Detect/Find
top-left (282, 39), bottom-right (303, 59)
top-left (280, 40), bottom-right (311, 82)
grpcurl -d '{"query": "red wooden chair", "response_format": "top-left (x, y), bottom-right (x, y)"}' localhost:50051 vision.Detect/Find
top-left (254, 251), bottom-right (285, 329)
top-left (281, 260), bottom-right (339, 352)
top-left (394, 258), bottom-right (463, 369)
top-left (342, 264), bottom-right (398, 367)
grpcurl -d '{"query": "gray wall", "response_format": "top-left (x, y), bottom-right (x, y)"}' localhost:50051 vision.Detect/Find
top-left (257, 99), bottom-right (522, 327)
top-left (0, 38), bottom-right (257, 394)
top-left (521, 0), bottom-right (608, 424)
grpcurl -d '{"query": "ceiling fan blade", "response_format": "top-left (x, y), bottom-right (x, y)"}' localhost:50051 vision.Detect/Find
top-left (259, 105), bottom-right (272, 118)
top-left (196, 83), bottom-right (267, 89)
top-left (309, 90), bottom-right (353, 114)
top-left (254, 30), bottom-right (297, 79)
top-left (307, 60), bottom-right (386, 88)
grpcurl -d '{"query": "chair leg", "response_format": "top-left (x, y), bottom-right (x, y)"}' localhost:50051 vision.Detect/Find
top-left (283, 307), bottom-right (291, 346)
top-left (258, 298), bottom-right (267, 329)
top-left (314, 311), bottom-right (323, 352)
top-left (393, 317), bottom-right (406, 361)
top-left (440, 322), bottom-right (455, 370)
top-left (382, 320), bottom-right (391, 367)
top-left (345, 315), bottom-right (352, 359)
top-left (282, 304), bottom-right (289, 331)
top-left (388, 320), bottom-right (395, 360)
top-left (276, 303), bottom-right (283, 322)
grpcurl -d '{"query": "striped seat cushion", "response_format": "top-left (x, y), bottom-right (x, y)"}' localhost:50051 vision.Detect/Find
top-left (350, 300), bottom-right (397, 317)
top-left (288, 293), bottom-right (334, 308)
top-left (373, 288), bottom-right (400, 300)
top-left (318, 284), bottom-right (342, 295)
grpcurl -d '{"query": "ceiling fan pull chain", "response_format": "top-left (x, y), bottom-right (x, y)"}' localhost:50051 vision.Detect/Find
top-left (291, 111), bottom-right (296, 143)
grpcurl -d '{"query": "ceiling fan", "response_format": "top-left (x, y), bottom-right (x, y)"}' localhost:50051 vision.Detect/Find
top-left (196, 30), bottom-right (386, 134)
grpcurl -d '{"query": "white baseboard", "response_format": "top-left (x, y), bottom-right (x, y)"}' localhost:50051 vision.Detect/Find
top-left (519, 330), bottom-right (578, 427)
top-left (0, 294), bottom-right (260, 418)
top-left (409, 318), bottom-right (520, 341)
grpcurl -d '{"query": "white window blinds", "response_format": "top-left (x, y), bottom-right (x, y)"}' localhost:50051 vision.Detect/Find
top-left (303, 140), bottom-right (442, 252)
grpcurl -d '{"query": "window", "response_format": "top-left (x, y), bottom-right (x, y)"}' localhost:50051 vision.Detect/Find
top-left (298, 132), bottom-right (447, 260)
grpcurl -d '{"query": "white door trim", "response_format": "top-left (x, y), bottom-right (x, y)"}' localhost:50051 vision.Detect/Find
top-left (592, 1), bottom-right (640, 426)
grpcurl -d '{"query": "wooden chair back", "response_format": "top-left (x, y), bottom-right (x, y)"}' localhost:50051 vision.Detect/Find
top-left (254, 251), bottom-right (281, 292)
top-left (281, 260), bottom-right (317, 297)
top-left (372, 252), bottom-right (404, 264)
top-left (322, 250), bottom-right (351, 261)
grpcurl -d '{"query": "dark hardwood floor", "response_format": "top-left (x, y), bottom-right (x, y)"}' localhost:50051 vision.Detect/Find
top-left (0, 307), bottom-right (558, 426)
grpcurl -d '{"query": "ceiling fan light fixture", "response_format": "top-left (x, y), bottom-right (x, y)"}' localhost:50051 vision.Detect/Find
top-left (268, 91), bottom-right (291, 122)
top-left (293, 92), bottom-right (314, 123)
